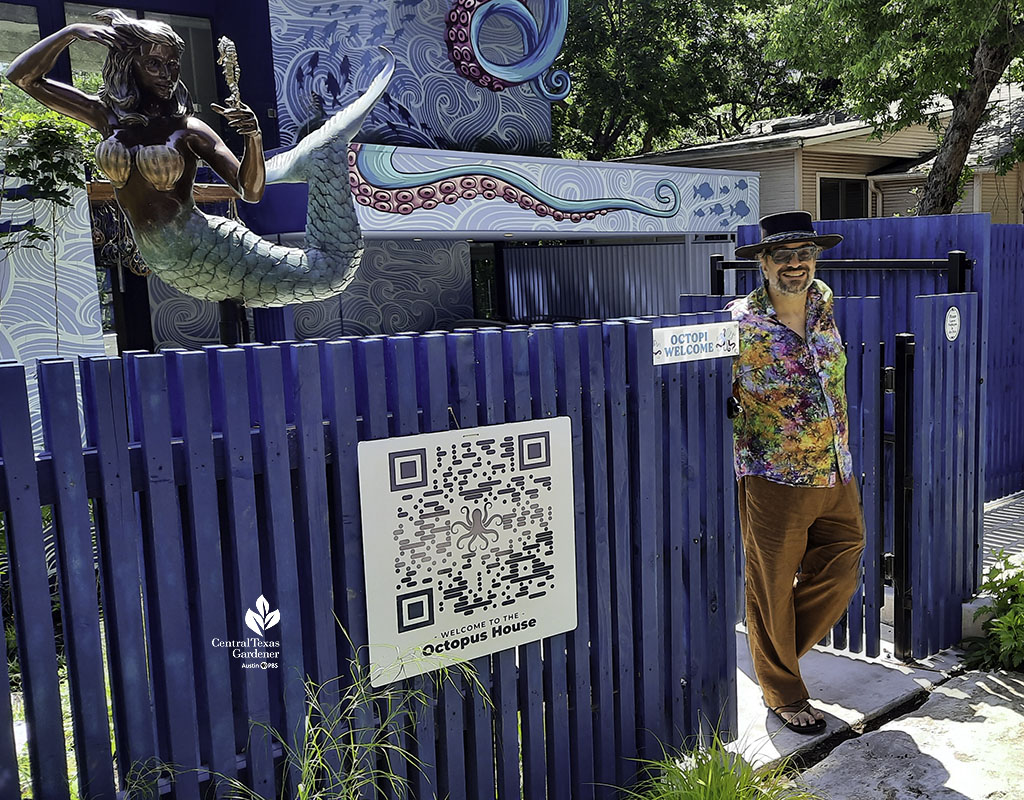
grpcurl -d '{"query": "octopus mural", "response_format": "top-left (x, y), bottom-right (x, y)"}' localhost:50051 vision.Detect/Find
top-left (445, 0), bottom-right (570, 99)
top-left (349, 143), bottom-right (682, 221)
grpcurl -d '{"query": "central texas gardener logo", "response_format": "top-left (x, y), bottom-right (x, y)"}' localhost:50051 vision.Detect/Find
top-left (245, 595), bottom-right (280, 638)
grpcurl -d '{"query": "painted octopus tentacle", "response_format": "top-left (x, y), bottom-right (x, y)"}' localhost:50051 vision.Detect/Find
top-left (445, 0), bottom-right (570, 100)
top-left (349, 144), bottom-right (681, 221)
top-left (134, 51), bottom-right (394, 308)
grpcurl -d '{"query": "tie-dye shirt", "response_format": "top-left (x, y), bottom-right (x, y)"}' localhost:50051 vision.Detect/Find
top-left (729, 279), bottom-right (852, 487)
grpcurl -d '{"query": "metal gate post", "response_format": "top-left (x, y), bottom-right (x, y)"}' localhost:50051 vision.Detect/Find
top-left (893, 333), bottom-right (915, 661)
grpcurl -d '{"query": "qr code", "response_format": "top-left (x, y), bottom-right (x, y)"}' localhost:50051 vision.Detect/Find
top-left (389, 430), bottom-right (557, 632)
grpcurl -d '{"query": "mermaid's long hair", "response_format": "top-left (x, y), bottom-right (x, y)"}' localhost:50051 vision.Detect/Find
top-left (93, 9), bottom-right (192, 125)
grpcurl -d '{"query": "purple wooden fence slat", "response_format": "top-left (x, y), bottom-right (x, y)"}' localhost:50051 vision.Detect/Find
top-left (656, 313), bottom-right (687, 741)
top-left (407, 333), bottom-right (447, 800)
top-left (80, 356), bottom-right (156, 780)
top-left (242, 344), bottom-right (307, 792)
top-left (206, 347), bottom-right (276, 794)
top-left (287, 344), bottom-right (340, 687)
top-left (37, 360), bottom-right (116, 799)
top-left (529, 326), bottom-right (573, 798)
top-left (445, 332), bottom-right (498, 800)
top-left (165, 350), bottom-right (238, 784)
top-left (503, 326), bottom-right (548, 800)
top-left (625, 320), bottom-right (666, 756)
top-left (124, 354), bottom-right (202, 798)
top-left (0, 363), bottom-right (71, 798)
top-left (601, 321), bottom-right (637, 784)
top-left (554, 322), bottom-right (597, 800)
top-left (473, 327), bottom-right (521, 800)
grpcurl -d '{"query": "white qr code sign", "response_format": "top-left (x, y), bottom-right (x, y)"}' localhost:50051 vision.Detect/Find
top-left (358, 417), bottom-right (577, 686)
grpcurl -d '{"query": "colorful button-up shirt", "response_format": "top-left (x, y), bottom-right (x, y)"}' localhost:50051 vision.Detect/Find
top-left (729, 279), bottom-right (852, 487)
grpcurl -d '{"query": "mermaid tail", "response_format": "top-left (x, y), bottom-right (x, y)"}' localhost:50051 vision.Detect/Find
top-left (134, 49), bottom-right (395, 308)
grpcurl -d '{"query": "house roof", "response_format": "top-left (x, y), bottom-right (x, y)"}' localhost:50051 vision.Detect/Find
top-left (631, 84), bottom-right (1024, 169)
top-left (629, 111), bottom-right (875, 161)
top-left (871, 91), bottom-right (1024, 177)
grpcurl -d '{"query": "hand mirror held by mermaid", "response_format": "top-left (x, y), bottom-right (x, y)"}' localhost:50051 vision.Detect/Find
top-left (5, 8), bottom-right (394, 307)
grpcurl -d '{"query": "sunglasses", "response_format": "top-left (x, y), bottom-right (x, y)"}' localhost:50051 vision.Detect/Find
top-left (768, 245), bottom-right (821, 265)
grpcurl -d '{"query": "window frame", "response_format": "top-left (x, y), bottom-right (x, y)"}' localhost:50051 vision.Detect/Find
top-left (816, 172), bottom-right (870, 221)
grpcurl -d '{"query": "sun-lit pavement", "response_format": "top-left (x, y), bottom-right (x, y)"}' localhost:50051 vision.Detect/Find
top-left (729, 492), bottom-right (1024, 798)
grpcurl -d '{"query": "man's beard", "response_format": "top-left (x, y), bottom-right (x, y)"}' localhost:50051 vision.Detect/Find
top-left (766, 269), bottom-right (813, 295)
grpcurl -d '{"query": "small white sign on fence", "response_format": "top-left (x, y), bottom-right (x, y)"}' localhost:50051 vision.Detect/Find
top-left (357, 417), bottom-right (577, 686)
top-left (653, 321), bottom-right (739, 365)
top-left (945, 306), bottom-right (961, 342)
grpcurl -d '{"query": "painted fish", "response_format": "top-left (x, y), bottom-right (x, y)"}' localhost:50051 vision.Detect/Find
top-left (731, 200), bottom-right (751, 218)
top-left (693, 182), bottom-right (714, 200)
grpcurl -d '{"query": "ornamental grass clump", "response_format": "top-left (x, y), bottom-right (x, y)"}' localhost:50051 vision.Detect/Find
top-left (619, 731), bottom-right (825, 800)
top-left (963, 550), bottom-right (1024, 672)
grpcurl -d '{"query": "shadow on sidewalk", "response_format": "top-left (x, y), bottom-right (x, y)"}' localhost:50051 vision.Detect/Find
top-left (799, 729), bottom-right (974, 799)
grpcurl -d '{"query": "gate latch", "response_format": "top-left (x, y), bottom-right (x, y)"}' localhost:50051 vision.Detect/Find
top-left (882, 552), bottom-right (895, 583)
top-left (882, 366), bottom-right (895, 394)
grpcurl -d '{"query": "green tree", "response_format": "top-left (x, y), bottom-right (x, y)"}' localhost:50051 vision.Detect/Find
top-left (551, 0), bottom-right (839, 160)
top-left (552, 0), bottom-right (717, 160)
top-left (775, 0), bottom-right (1024, 215)
top-left (698, 4), bottom-right (840, 140)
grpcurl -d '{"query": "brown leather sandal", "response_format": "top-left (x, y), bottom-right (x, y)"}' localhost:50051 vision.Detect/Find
top-left (770, 701), bottom-right (827, 734)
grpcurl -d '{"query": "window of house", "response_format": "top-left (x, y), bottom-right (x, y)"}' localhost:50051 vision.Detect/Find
top-left (819, 177), bottom-right (869, 220)
top-left (63, 4), bottom-right (138, 94)
top-left (0, 4), bottom-right (39, 74)
top-left (62, 4), bottom-right (221, 131)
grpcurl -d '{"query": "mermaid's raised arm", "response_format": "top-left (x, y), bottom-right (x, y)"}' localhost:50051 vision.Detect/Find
top-left (5, 23), bottom-right (113, 133)
top-left (187, 115), bottom-right (266, 203)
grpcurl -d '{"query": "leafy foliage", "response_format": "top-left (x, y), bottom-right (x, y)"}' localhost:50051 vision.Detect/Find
top-left (0, 82), bottom-right (99, 254)
top-left (551, 0), bottom-right (840, 160)
top-left (773, 0), bottom-right (1024, 214)
top-left (963, 551), bottom-right (1024, 671)
top-left (619, 730), bottom-right (826, 800)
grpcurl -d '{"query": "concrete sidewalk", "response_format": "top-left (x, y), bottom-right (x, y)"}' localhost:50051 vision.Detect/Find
top-left (732, 629), bottom-right (1024, 798)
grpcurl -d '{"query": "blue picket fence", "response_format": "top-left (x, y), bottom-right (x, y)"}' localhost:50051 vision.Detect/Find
top-left (987, 226), bottom-right (1024, 500)
top-left (905, 294), bottom-right (983, 656)
top-left (0, 320), bottom-right (740, 800)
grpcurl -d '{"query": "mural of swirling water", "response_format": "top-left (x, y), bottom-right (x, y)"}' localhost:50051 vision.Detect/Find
top-left (268, 0), bottom-right (553, 152)
top-left (0, 174), bottom-right (104, 444)
top-left (148, 239), bottom-right (472, 347)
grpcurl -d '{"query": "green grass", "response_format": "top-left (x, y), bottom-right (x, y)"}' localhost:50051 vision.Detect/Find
top-left (619, 731), bottom-right (826, 800)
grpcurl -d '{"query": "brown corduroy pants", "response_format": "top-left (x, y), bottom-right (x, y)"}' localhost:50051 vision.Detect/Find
top-left (738, 475), bottom-right (865, 708)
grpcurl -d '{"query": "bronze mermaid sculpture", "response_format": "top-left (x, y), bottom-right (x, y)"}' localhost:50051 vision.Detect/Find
top-left (6, 9), bottom-right (393, 307)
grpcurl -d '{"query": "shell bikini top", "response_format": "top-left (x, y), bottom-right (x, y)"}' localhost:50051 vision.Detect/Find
top-left (95, 138), bottom-right (185, 192)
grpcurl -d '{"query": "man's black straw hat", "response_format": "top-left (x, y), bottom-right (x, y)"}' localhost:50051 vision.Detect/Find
top-left (734, 211), bottom-right (843, 259)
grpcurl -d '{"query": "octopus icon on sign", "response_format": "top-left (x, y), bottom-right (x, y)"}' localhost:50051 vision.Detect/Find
top-left (451, 502), bottom-right (503, 554)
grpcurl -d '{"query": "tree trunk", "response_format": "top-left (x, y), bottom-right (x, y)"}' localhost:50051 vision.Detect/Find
top-left (917, 31), bottom-right (1016, 215)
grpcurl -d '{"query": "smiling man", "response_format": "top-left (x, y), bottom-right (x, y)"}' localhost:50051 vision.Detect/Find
top-left (729, 212), bottom-right (865, 735)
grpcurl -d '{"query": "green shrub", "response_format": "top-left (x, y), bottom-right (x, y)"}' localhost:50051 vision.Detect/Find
top-left (619, 731), bottom-right (825, 800)
top-left (963, 551), bottom-right (1024, 671)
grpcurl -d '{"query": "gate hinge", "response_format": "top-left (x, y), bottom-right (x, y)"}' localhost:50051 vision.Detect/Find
top-left (882, 366), bottom-right (895, 393)
top-left (882, 552), bottom-right (894, 582)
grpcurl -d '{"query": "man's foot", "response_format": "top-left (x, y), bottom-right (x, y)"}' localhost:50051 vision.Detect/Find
top-left (770, 701), bottom-right (826, 734)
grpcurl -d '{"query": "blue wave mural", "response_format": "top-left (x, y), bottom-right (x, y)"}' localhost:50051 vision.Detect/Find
top-left (445, 0), bottom-right (570, 100)
top-left (0, 172), bottom-right (104, 444)
top-left (268, 0), bottom-right (553, 152)
top-left (148, 239), bottom-right (472, 346)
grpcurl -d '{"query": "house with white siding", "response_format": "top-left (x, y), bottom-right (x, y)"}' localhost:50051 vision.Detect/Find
top-left (626, 87), bottom-right (1024, 224)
